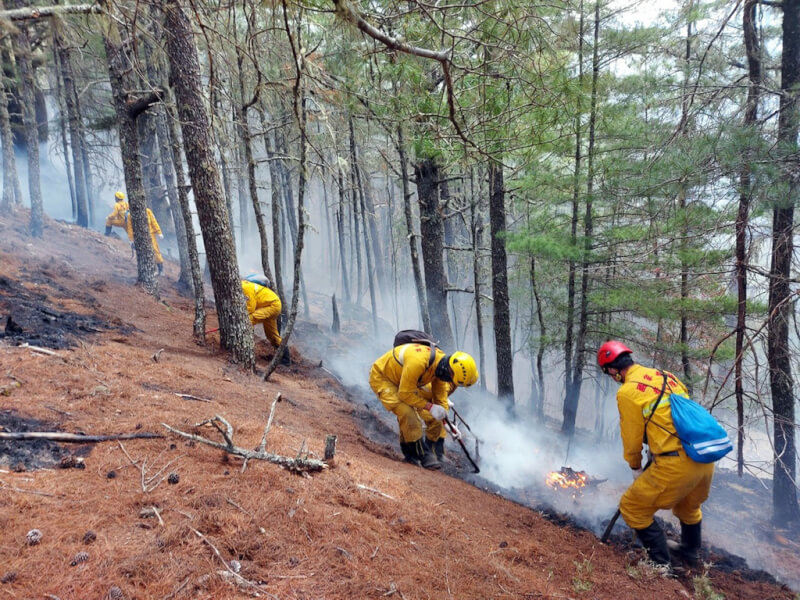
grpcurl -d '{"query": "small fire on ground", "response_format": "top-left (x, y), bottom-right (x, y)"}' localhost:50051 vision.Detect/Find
top-left (546, 466), bottom-right (588, 495)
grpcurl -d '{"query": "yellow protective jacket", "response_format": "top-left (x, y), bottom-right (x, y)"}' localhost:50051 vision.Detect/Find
top-left (617, 364), bottom-right (687, 469)
top-left (370, 344), bottom-right (450, 411)
top-left (124, 208), bottom-right (162, 242)
top-left (241, 280), bottom-right (281, 324)
top-left (105, 200), bottom-right (129, 228)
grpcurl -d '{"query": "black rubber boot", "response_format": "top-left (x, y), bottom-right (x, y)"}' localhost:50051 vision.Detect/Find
top-left (157, 262), bottom-right (163, 275)
top-left (416, 439), bottom-right (441, 470)
top-left (431, 438), bottom-right (445, 461)
top-left (399, 442), bottom-right (421, 466)
top-left (635, 521), bottom-right (672, 566)
top-left (104, 225), bottom-right (112, 236)
top-left (675, 521), bottom-right (701, 567)
top-left (279, 349), bottom-right (291, 366)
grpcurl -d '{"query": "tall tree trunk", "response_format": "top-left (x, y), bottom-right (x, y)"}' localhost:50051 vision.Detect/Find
top-left (0, 49), bottom-right (20, 212)
top-left (101, 13), bottom-right (157, 294)
top-left (260, 117), bottom-right (285, 299)
top-left (235, 47), bottom-right (273, 286)
top-left (489, 160), bottom-right (514, 407)
top-left (51, 34), bottom-right (76, 222)
top-left (736, 0), bottom-right (761, 477)
top-left (565, 0), bottom-right (599, 435)
top-left (163, 0), bottom-right (254, 368)
top-left (164, 95), bottom-right (205, 337)
top-left (564, 0), bottom-right (584, 429)
top-left (470, 183), bottom-right (486, 393)
top-left (335, 166), bottom-right (351, 304)
top-left (397, 125), bottom-right (430, 330)
top-left (13, 15), bottom-right (43, 237)
top-left (53, 15), bottom-right (89, 228)
top-left (139, 111), bottom-right (169, 231)
top-left (768, 0), bottom-right (800, 523)
top-left (414, 158), bottom-right (454, 350)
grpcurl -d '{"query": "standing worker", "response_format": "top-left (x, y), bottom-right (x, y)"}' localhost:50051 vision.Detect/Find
top-left (241, 278), bottom-right (289, 365)
top-left (104, 191), bottom-right (165, 274)
top-left (369, 344), bottom-right (478, 469)
top-left (598, 341), bottom-right (714, 568)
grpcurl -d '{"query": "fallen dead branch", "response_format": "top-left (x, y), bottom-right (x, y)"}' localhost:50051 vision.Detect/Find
top-left (175, 393), bottom-right (212, 403)
top-left (17, 343), bottom-right (60, 357)
top-left (356, 484), bottom-right (396, 501)
top-left (0, 480), bottom-right (57, 497)
top-left (0, 431), bottom-right (163, 443)
top-left (162, 412), bottom-right (327, 474)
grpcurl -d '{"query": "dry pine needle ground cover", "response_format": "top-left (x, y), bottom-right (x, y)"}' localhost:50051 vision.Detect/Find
top-left (0, 210), bottom-right (796, 600)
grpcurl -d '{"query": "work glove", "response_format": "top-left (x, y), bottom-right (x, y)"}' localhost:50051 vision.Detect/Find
top-left (158, 233), bottom-right (164, 239)
top-left (428, 404), bottom-right (447, 421)
top-left (631, 467), bottom-right (643, 481)
top-left (104, 225), bottom-right (112, 236)
top-left (444, 419), bottom-right (462, 441)
top-left (447, 399), bottom-right (455, 411)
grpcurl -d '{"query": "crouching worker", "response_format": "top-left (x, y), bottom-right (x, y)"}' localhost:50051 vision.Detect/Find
top-left (598, 341), bottom-right (714, 568)
top-left (369, 344), bottom-right (478, 469)
top-left (105, 190), bottom-right (165, 274)
top-left (242, 278), bottom-right (289, 365)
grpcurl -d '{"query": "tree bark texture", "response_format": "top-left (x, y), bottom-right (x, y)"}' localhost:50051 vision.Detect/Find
top-left (0, 47), bottom-right (20, 212)
top-left (488, 160), bottom-right (514, 407)
top-left (163, 0), bottom-right (254, 368)
top-left (102, 12), bottom-right (158, 295)
top-left (12, 16), bottom-right (43, 237)
top-left (52, 15), bottom-right (89, 227)
top-left (736, 0), bottom-right (761, 477)
top-left (768, 0), bottom-right (800, 523)
top-left (414, 158), bottom-right (454, 351)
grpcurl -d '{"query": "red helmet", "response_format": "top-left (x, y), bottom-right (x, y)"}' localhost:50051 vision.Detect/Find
top-left (597, 341), bottom-right (632, 368)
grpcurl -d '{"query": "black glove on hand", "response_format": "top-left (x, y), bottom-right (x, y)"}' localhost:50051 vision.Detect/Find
top-left (104, 225), bottom-right (112, 236)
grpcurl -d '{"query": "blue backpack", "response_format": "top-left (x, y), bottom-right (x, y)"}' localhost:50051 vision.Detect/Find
top-left (647, 374), bottom-right (733, 464)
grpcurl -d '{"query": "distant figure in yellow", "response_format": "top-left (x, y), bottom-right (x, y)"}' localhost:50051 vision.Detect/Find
top-left (104, 190), bottom-right (165, 274)
top-left (241, 278), bottom-right (289, 365)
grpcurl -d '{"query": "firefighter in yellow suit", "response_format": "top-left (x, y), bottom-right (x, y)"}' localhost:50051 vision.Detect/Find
top-left (598, 341), bottom-right (714, 568)
top-left (241, 279), bottom-right (289, 365)
top-left (104, 191), bottom-right (165, 274)
top-left (369, 344), bottom-right (478, 469)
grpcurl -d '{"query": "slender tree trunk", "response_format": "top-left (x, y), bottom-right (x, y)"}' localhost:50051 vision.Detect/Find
top-left (768, 0), bottom-right (800, 523)
top-left (236, 48), bottom-right (273, 286)
top-left (51, 33), bottom-right (76, 222)
top-left (489, 160), bottom-right (514, 407)
top-left (470, 184), bottom-right (486, 393)
top-left (164, 96), bottom-right (205, 337)
top-left (53, 14), bottom-right (89, 228)
top-left (0, 50), bottom-right (20, 212)
top-left (261, 118), bottom-right (285, 299)
top-left (163, 0), bottom-right (253, 368)
top-left (565, 0), bottom-right (599, 435)
top-left (397, 125), bottom-right (430, 330)
top-left (13, 15), bottom-right (43, 237)
top-left (415, 158), bottom-right (454, 350)
top-left (736, 0), bottom-right (761, 477)
top-left (101, 13), bottom-right (157, 294)
top-left (563, 0), bottom-right (584, 430)
top-left (335, 166), bottom-right (351, 304)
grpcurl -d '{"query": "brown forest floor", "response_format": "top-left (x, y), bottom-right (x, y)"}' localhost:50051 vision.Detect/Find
top-left (0, 209), bottom-right (797, 600)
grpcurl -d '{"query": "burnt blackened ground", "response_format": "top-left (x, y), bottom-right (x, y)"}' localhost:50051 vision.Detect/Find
top-left (0, 410), bottom-right (91, 470)
top-left (0, 273), bottom-right (133, 349)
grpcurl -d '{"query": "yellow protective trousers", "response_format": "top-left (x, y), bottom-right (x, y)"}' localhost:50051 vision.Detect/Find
top-left (619, 450), bottom-right (714, 529)
top-left (369, 368), bottom-right (442, 444)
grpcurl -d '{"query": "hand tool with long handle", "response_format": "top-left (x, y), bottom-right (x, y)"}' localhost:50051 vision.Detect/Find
top-left (445, 416), bottom-right (480, 473)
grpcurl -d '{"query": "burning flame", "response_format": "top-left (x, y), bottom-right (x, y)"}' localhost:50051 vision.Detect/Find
top-left (545, 468), bottom-right (588, 492)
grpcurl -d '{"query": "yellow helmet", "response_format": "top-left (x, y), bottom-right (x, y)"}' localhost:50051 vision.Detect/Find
top-left (449, 351), bottom-right (478, 387)
top-left (115, 190), bottom-right (126, 200)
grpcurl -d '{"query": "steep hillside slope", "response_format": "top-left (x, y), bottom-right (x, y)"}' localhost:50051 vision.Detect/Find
top-left (0, 210), bottom-right (795, 600)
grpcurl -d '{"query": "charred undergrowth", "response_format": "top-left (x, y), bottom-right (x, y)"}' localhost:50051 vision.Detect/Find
top-left (0, 274), bottom-right (134, 349)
